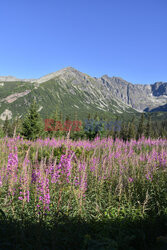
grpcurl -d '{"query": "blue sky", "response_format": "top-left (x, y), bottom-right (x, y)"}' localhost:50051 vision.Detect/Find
top-left (0, 0), bottom-right (166, 84)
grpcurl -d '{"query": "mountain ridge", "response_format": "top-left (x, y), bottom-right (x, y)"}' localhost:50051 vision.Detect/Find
top-left (0, 67), bottom-right (166, 121)
top-left (0, 67), bottom-right (166, 87)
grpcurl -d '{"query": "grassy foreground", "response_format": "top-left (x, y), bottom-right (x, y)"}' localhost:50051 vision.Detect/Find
top-left (0, 136), bottom-right (167, 249)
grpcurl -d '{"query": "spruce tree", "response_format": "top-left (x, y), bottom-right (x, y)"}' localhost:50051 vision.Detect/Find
top-left (84, 114), bottom-right (97, 140)
top-left (145, 114), bottom-right (152, 138)
top-left (136, 113), bottom-right (145, 140)
top-left (70, 111), bottom-right (85, 140)
top-left (120, 122), bottom-right (128, 142)
top-left (87, 113), bottom-right (91, 120)
top-left (113, 117), bottom-right (121, 141)
top-left (49, 107), bottom-right (64, 138)
top-left (152, 121), bottom-right (159, 138)
top-left (127, 118), bottom-right (136, 141)
top-left (21, 101), bottom-right (43, 140)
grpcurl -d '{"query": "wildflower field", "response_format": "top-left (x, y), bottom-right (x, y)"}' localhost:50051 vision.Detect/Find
top-left (0, 136), bottom-right (167, 249)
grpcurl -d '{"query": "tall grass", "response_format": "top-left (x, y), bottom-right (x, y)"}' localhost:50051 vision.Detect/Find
top-left (0, 136), bottom-right (167, 249)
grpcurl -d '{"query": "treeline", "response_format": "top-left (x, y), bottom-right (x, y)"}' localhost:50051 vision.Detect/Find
top-left (0, 102), bottom-right (167, 141)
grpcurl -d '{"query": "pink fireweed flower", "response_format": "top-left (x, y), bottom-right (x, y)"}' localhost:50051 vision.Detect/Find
top-left (51, 152), bottom-right (75, 184)
top-left (18, 157), bottom-right (30, 202)
top-left (7, 147), bottom-right (18, 196)
top-left (7, 152), bottom-right (18, 178)
top-left (0, 176), bottom-right (2, 187)
top-left (145, 172), bottom-right (153, 181)
top-left (36, 167), bottom-right (50, 212)
top-left (128, 177), bottom-right (133, 183)
top-left (78, 162), bottom-right (87, 194)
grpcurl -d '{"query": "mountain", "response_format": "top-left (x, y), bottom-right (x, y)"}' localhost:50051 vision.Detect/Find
top-left (99, 75), bottom-right (167, 112)
top-left (0, 67), bottom-right (166, 122)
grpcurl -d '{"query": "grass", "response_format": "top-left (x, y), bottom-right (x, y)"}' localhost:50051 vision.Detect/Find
top-left (0, 136), bottom-right (167, 249)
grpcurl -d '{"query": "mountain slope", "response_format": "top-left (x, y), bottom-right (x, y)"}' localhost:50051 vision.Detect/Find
top-left (0, 67), bottom-right (137, 121)
top-left (0, 67), bottom-right (166, 122)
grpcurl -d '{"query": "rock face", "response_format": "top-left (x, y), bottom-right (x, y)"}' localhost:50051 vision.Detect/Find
top-left (0, 109), bottom-right (12, 120)
top-left (99, 75), bottom-right (167, 112)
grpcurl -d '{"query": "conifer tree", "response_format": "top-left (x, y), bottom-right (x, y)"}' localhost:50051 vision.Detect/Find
top-left (70, 111), bottom-right (85, 140)
top-left (127, 117), bottom-right (136, 141)
top-left (49, 107), bottom-right (64, 138)
top-left (145, 114), bottom-right (152, 138)
top-left (87, 113), bottom-right (91, 120)
top-left (136, 113), bottom-right (145, 140)
top-left (152, 121), bottom-right (159, 139)
top-left (84, 113), bottom-right (98, 140)
top-left (113, 117), bottom-right (120, 141)
top-left (120, 122), bottom-right (128, 142)
top-left (21, 101), bottom-right (43, 140)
